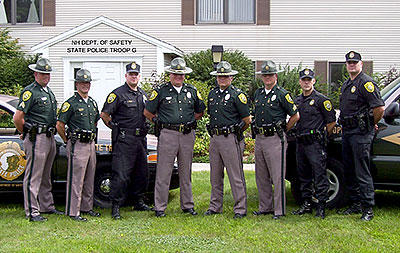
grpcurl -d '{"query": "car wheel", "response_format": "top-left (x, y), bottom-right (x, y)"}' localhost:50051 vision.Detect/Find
top-left (324, 157), bottom-right (346, 208)
top-left (93, 161), bottom-right (112, 208)
top-left (290, 157), bottom-right (346, 209)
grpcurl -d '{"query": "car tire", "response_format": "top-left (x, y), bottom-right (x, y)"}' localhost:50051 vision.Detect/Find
top-left (290, 157), bottom-right (346, 209)
top-left (93, 161), bottom-right (112, 208)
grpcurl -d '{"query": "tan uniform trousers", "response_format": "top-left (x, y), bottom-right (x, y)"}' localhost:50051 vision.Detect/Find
top-left (154, 128), bottom-right (195, 212)
top-left (255, 133), bottom-right (287, 216)
top-left (23, 133), bottom-right (56, 217)
top-left (209, 133), bottom-right (247, 215)
top-left (65, 140), bottom-right (96, 217)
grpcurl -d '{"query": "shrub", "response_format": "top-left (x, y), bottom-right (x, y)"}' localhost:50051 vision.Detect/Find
top-left (184, 49), bottom-right (255, 95)
top-left (0, 28), bottom-right (39, 95)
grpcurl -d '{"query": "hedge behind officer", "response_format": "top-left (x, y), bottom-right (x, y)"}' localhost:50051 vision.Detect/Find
top-left (101, 62), bottom-right (152, 220)
top-left (292, 68), bottom-right (336, 219)
top-left (338, 51), bottom-right (384, 221)
top-left (205, 61), bottom-right (250, 219)
top-left (56, 69), bottom-right (100, 222)
top-left (13, 58), bottom-right (63, 222)
top-left (252, 60), bottom-right (299, 219)
top-left (144, 57), bottom-right (205, 217)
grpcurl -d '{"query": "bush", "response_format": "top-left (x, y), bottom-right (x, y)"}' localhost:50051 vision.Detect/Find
top-left (0, 28), bottom-right (39, 96)
top-left (184, 49), bottom-right (255, 95)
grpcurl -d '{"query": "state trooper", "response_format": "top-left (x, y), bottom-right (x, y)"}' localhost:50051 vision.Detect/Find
top-left (251, 60), bottom-right (299, 219)
top-left (338, 51), bottom-right (384, 221)
top-left (144, 57), bottom-right (205, 217)
top-left (292, 68), bottom-right (336, 219)
top-left (101, 62), bottom-right (152, 220)
top-left (13, 58), bottom-right (63, 222)
top-left (57, 69), bottom-right (100, 222)
top-left (205, 61), bottom-right (250, 219)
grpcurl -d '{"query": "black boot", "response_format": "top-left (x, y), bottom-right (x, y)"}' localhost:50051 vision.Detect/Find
top-left (339, 202), bottom-right (362, 215)
top-left (133, 199), bottom-right (152, 211)
top-left (292, 200), bottom-right (312, 215)
top-left (315, 202), bottom-right (326, 219)
top-left (360, 207), bottom-right (374, 221)
top-left (112, 203), bottom-right (121, 220)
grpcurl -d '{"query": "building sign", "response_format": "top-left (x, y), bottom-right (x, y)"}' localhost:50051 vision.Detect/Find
top-left (67, 39), bottom-right (137, 54)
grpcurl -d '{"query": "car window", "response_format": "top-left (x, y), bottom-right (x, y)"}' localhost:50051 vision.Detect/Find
top-left (7, 99), bottom-right (19, 109)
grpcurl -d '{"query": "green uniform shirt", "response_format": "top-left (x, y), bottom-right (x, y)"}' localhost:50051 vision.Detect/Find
top-left (58, 93), bottom-right (100, 132)
top-left (253, 85), bottom-right (297, 126)
top-left (145, 82), bottom-right (205, 124)
top-left (207, 85), bottom-right (250, 128)
top-left (16, 82), bottom-right (57, 125)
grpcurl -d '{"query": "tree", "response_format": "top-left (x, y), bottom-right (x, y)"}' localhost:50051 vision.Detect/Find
top-left (0, 28), bottom-right (38, 96)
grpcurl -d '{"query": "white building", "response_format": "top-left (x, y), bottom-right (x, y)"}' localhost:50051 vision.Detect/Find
top-left (2, 0), bottom-right (400, 106)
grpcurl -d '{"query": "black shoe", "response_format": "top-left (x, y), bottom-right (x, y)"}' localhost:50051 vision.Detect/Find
top-left (133, 199), bottom-right (153, 211)
top-left (81, 210), bottom-right (101, 217)
top-left (29, 215), bottom-right (47, 222)
top-left (183, 208), bottom-right (198, 216)
top-left (360, 208), bottom-right (374, 221)
top-left (315, 203), bottom-right (326, 219)
top-left (112, 204), bottom-right (122, 220)
top-left (70, 216), bottom-right (87, 222)
top-left (42, 209), bottom-right (64, 215)
top-left (292, 200), bottom-right (312, 215)
top-left (339, 203), bottom-right (362, 215)
top-left (272, 214), bottom-right (285, 220)
top-left (204, 209), bottom-right (220, 216)
top-left (233, 213), bottom-right (246, 219)
top-left (155, 211), bottom-right (166, 217)
top-left (252, 210), bottom-right (274, 216)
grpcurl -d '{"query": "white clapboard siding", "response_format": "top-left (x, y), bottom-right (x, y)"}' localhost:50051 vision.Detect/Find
top-left (4, 0), bottom-right (400, 74)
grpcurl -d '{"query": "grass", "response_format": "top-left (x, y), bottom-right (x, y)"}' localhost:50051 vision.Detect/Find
top-left (1, 171), bottom-right (400, 252)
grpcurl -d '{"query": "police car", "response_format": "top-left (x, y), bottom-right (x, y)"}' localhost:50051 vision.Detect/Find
top-left (0, 94), bottom-right (179, 208)
top-left (287, 77), bottom-right (400, 208)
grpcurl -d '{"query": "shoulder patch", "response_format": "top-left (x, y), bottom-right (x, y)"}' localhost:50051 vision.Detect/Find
top-left (149, 90), bottom-right (158, 101)
top-left (323, 100), bottom-right (332, 111)
top-left (107, 93), bottom-right (117, 103)
top-left (238, 93), bottom-right (247, 104)
top-left (285, 94), bottom-right (294, 104)
top-left (197, 90), bottom-right (203, 100)
top-left (22, 91), bottom-right (32, 101)
top-left (364, 82), bottom-right (375, 93)
top-left (61, 102), bottom-right (70, 113)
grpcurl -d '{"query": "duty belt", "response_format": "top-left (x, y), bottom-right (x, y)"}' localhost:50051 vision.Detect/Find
top-left (119, 127), bottom-right (147, 137)
top-left (209, 125), bottom-right (236, 137)
top-left (296, 130), bottom-right (323, 145)
top-left (68, 129), bottom-right (96, 143)
top-left (339, 110), bottom-right (372, 130)
top-left (254, 124), bottom-right (277, 137)
top-left (161, 121), bottom-right (196, 134)
top-left (24, 123), bottom-right (56, 136)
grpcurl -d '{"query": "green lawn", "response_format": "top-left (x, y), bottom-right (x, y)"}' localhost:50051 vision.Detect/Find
top-left (1, 171), bottom-right (400, 252)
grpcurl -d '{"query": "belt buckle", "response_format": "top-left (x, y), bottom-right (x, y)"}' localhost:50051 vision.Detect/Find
top-left (135, 128), bottom-right (141, 135)
top-left (179, 124), bottom-right (184, 133)
top-left (259, 127), bottom-right (264, 135)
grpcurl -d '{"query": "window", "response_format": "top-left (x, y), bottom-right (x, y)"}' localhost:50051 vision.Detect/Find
top-left (1, 0), bottom-right (41, 24)
top-left (329, 62), bottom-right (346, 90)
top-left (197, 0), bottom-right (255, 24)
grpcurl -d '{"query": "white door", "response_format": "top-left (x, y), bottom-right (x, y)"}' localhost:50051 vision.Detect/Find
top-left (83, 62), bottom-right (123, 131)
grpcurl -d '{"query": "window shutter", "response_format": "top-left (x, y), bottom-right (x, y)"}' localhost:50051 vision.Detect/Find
top-left (255, 60), bottom-right (264, 72)
top-left (182, 0), bottom-right (195, 25)
top-left (314, 60), bottom-right (328, 84)
top-left (42, 0), bottom-right (55, 26)
top-left (363, 61), bottom-right (373, 76)
top-left (256, 0), bottom-right (270, 25)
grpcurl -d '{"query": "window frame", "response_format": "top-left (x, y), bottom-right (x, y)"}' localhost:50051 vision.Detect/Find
top-left (196, 0), bottom-right (256, 24)
top-left (2, 0), bottom-right (42, 25)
